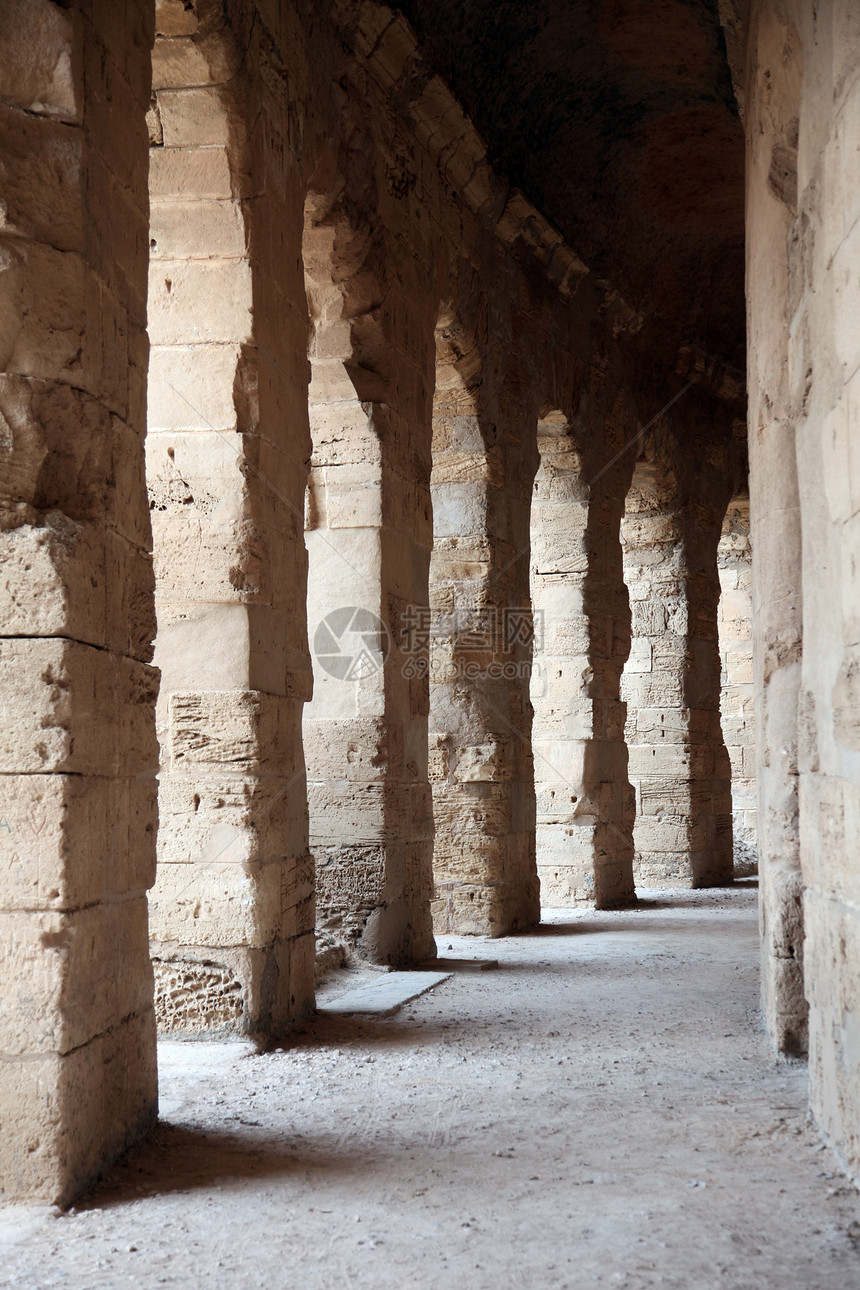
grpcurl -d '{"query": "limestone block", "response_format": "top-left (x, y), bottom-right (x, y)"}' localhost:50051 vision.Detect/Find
top-left (152, 36), bottom-right (211, 90)
top-left (168, 690), bottom-right (299, 776)
top-left (322, 463), bottom-right (384, 529)
top-left (454, 741), bottom-right (511, 782)
top-left (535, 780), bottom-right (580, 817)
top-left (316, 845), bottom-right (386, 911)
top-left (303, 716), bottom-right (393, 782)
top-left (153, 957), bottom-right (243, 1034)
top-left (0, 238), bottom-right (90, 387)
top-left (538, 863), bottom-right (593, 905)
top-left (148, 257), bottom-right (252, 347)
top-left (0, 638), bottom-right (157, 777)
top-left (631, 599), bottom-right (668, 636)
top-left (157, 772), bottom-right (306, 870)
top-left (0, 773), bottom-right (156, 911)
top-left (0, 898), bottom-right (152, 1056)
top-left (0, 105), bottom-right (82, 252)
top-left (157, 88), bottom-right (232, 148)
top-left (531, 535), bottom-right (587, 577)
top-left (0, 0), bottom-right (78, 120)
top-left (150, 197), bottom-right (246, 260)
top-left (148, 343), bottom-right (242, 432)
top-left (155, 1), bottom-right (199, 38)
top-left (433, 782), bottom-right (513, 841)
top-left (0, 1009), bottom-right (155, 1204)
top-left (806, 891), bottom-right (860, 1171)
top-left (0, 512), bottom-right (105, 645)
top-left (155, 603), bottom-right (293, 698)
top-left (0, 375), bottom-right (115, 519)
top-left (626, 636), bottom-right (652, 673)
top-left (149, 858), bottom-right (283, 948)
top-left (149, 145), bottom-right (233, 202)
top-left (432, 481), bottom-right (487, 538)
top-left (306, 781), bottom-right (389, 844)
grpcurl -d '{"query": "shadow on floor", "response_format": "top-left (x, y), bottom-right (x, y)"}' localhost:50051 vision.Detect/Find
top-left (74, 1120), bottom-right (393, 1212)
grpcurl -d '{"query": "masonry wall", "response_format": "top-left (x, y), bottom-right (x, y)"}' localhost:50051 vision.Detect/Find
top-left (776, 0), bottom-right (860, 1171)
top-left (744, 0), bottom-right (807, 1056)
top-left (146, 0), bottom-right (315, 1035)
top-left (0, 0), bottom-right (158, 1201)
top-left (0, 0), bottom-right (753, 1204)
top-left (309, 1), bottom-right (664, 938)
top-left (530, 396), bottom-right (638, 910)
top-left (621, 410), bottom-right (736, 890)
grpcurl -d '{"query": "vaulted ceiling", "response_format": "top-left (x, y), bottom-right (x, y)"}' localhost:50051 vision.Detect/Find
top-left (393, 0), bottom-right (745, 372)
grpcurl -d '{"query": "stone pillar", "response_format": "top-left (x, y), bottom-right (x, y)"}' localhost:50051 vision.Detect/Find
top-left (146, 5), bottom-right (315, 1036)
top-left (744, 0), bottom-right (806, 1053)
top-left (428, 314), bottom-right (540, 935)
top-left (0, 0), bottom-right (157, 1201)
top-left (303, 201), bottom-right (435, 965)
top-left (717, 496), bottom-right (757, 874)
top-left (622, 427), bottom-right (734, 888)
top-left (530, 400), bottom-right (636, 908)
top-left (780, 0), bottom-right (860, 1159)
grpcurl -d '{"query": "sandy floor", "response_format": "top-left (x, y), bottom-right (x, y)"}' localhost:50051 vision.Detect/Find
top-left (2, 885), bottom-right (859, 1289)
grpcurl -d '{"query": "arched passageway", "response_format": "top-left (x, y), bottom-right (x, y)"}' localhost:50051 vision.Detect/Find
top-left (3, 0), bottom-right (860, 1249)
top-left (302, 153), bottom-right (435, 967)
top-left (145, 14), bottom-right (313, 1037)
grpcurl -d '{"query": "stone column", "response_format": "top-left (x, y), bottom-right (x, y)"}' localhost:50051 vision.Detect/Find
top-left (0, 0), bottom-right (157, 1201)
top-left (531, 398), bottom-right (636, 908)
top-left (718, 496), bottom-right (757, 874)
top-left (744, 0), bottom-right (806, 1053)
top-left (780, 0), bottom-right (860, 1158)
top-left (428, 313), bottom-right (540, 936)
top-left (622, 425), bottom-right (734, 888)
top-left (303, 202), bottom-right (436, 965)
top-left (146, 6), bottom-right (315, 1036)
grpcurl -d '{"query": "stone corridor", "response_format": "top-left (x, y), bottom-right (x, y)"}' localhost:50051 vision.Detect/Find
top-left (4, 0), bottom-right (860, 1273)
top-left (2, 887), bottom-right (859, 1290)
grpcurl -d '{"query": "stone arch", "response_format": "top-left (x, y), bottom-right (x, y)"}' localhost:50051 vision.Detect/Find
top-left (145, 1), bottom-right (314, 1037)
top-left (302, 128), bottom-right (436, 966)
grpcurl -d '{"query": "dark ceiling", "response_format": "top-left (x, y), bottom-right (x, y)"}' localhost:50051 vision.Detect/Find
top-left (392, 0), bottom-right (745, 371)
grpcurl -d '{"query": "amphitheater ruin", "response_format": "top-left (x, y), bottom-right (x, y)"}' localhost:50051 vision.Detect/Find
top-left (1, 0), bottom-right (860, 1283)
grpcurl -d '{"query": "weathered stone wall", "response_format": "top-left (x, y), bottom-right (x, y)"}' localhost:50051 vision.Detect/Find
top-left (302, 120), bottom-right (436, 966)
top-left (717, 495), bottom-right (757, 874)
top-left (621, 410), bottom-right (736, 889)
top-left (743, 0), bottom-right (806, 1055)
top-left (314, 3), bottom-right (653, 938)
top-left (428, 326), bottom-right (541, 936)
top-left (530, 394), bottom-right (638, 910)
top-left (748, 0), bottom-right (860, 1172)
top-left (0, 0), bottom-right (755, 1204)
top-left (145, 0), bottom-right (315, 1035)
top-left (0, 0), bottom-right (158, 1200)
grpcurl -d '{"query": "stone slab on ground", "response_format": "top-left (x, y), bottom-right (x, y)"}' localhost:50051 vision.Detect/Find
top-left (418, 957), bottom-right (499, 972)
top-left (317, 970), bottom-right (451, 1015)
